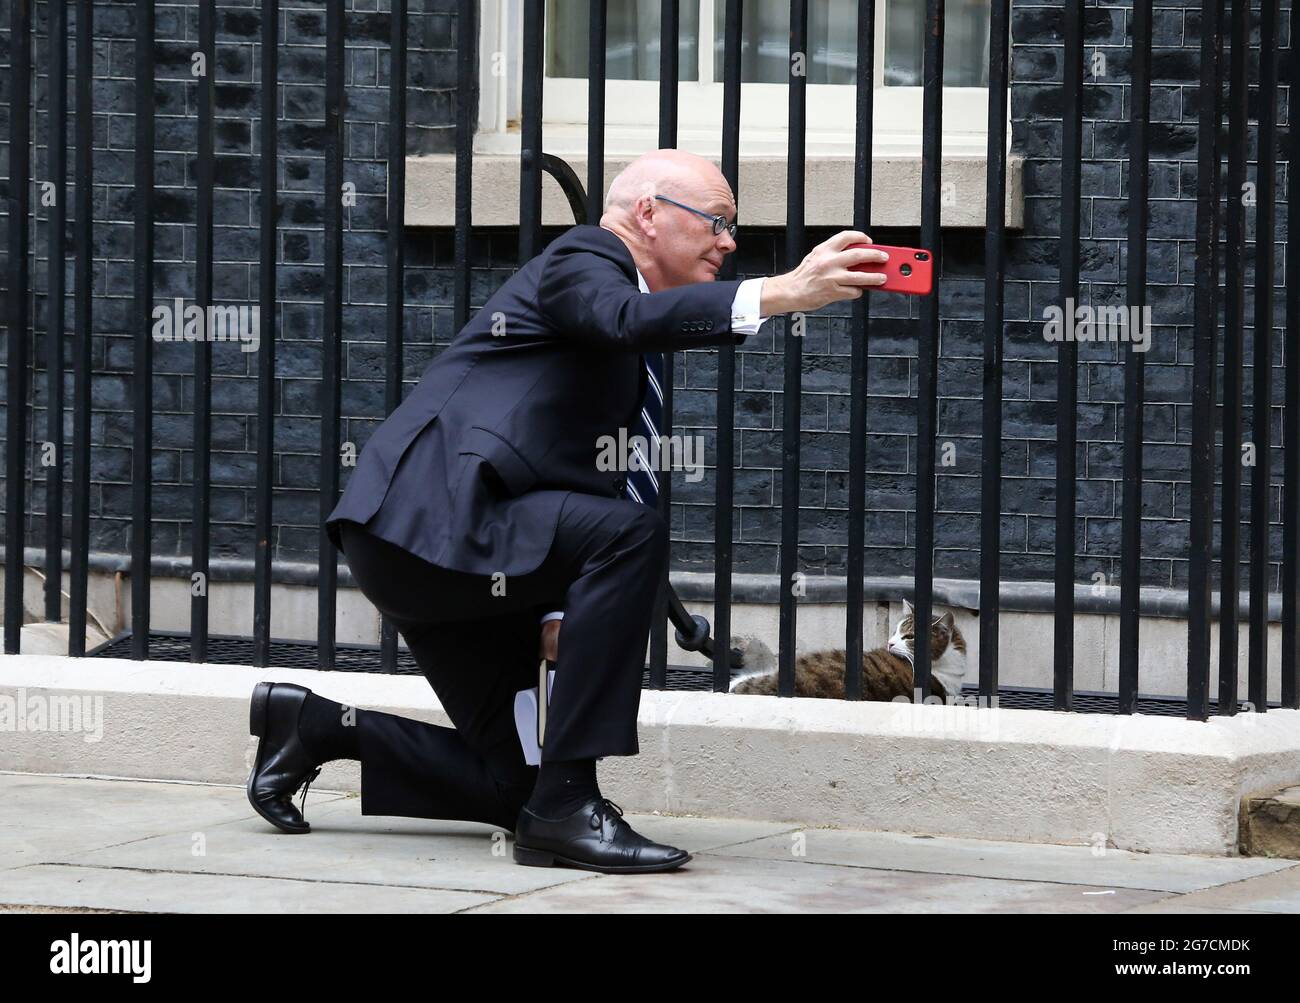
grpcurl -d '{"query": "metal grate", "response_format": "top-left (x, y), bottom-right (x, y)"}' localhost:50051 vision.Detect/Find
top-left (89, 629), bottom-right (428, 675)
top-left (85, 629), bottom-right (1279, 713)
top-left (87, 627), bottom-right (721, 689)
top-left (953, 684), bottom-right (1281, 716)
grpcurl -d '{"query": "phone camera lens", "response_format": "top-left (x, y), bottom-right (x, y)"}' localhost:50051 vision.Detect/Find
top-left (915, 251), bottom-right (929, 261)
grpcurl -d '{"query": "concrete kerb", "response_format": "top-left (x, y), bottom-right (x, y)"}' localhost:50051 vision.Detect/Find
top-left (1, 652), bottom-right (1298, 857)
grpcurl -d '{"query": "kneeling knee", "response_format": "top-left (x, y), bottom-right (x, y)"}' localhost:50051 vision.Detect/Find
top-left (625, 505), bottom-right (668, 557)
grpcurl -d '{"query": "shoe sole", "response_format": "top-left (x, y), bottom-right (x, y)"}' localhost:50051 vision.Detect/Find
top-left (513, 843), bottom-right (692, 873)
top-left (246, 681), bottom-right (311, 835)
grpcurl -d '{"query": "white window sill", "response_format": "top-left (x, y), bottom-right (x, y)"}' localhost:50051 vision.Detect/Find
top-left (405, 126), bottom-right (1023, 230)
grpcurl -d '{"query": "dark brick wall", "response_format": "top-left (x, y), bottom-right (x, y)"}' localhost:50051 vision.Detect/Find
top-left (0, 0), bottom-right (1294, 596)
top-left (0, 0), bottom-right (462, 562)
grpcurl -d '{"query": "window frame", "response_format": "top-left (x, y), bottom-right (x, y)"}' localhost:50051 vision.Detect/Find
top-left (478, 0), bottom-right (1000, 158)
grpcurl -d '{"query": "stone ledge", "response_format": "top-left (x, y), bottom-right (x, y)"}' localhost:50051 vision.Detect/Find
top-left (1239, 785), bottom-right (1300, 860)
top-left (3, 653), bottom-right (1298, 857)
top-left (406, 152), bottom-right (1026, 229)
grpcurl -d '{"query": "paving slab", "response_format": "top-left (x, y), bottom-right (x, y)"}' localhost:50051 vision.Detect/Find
top-left (5, 772), bottom-right (1298, 914)
top-left (0, 864), bottom-right (493, 913)
top-left (66, 800), bottom-right (799, 897)
top-left (72, 793), bottom-right (590, 897)
top-left (464, 851), bottom-right (1173, 913)
top-left (0, 774), bottom-right (580, 897)
top-left (0, 773), bottom-right (347, 870)
top-left (1121, 864), bottom-right (1300, 914)
top-left (707, 827), bottom-right (1297, 893)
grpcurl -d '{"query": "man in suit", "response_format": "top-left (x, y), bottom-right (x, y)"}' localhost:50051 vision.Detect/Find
top-left (246, 149), bottom-right (889, 873)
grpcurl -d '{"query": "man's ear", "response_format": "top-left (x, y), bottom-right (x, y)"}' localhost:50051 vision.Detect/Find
top-left (634, 184), bottom-right (658, 238)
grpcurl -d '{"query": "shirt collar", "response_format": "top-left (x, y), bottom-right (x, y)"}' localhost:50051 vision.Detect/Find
top-left (634, 267), bottom-right (649, 295)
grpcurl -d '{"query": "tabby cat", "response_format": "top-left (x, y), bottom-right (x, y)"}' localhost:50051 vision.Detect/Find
top-left (728, 600), bottom-right (968, 701)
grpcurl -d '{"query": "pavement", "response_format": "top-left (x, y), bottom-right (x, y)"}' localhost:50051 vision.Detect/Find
top-left (2, 772), bottom-right (1299, 914)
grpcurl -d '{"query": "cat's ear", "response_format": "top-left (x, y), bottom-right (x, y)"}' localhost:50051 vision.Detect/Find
top-left (939, 610), bottom-right (955, 633)
top-left (902, 598), bottom-right (914, 616)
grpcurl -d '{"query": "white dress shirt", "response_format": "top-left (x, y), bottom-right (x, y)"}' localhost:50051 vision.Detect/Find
top-left (635, 269), bottom-right (770, 334)
top-left (540, 271), bottom-right (772, 627)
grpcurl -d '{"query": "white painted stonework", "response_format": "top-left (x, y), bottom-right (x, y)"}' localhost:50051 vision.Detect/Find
top-left (2, 653), bottom-right (1297, 857)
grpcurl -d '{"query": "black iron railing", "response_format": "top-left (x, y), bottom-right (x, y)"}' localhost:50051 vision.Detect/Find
top-left (3, 0), bottom-right (1298, 720)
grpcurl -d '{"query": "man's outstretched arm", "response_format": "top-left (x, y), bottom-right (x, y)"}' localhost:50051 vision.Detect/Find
top-left (538, 231), bottom-right (888, 353)
top-left (538, 245), bottom-right (746, 352)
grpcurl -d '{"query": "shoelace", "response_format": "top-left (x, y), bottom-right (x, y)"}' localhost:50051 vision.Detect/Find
top-left (296, 766), bottom-right (323, 818)
top-left (588, 797), bottom-right (625, 840)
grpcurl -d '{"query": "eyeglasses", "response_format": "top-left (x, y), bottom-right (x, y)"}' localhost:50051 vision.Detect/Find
top-left (653, 195), bottom-right (739, 239)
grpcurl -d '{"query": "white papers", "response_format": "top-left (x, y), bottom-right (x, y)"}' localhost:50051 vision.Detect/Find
top-left (514, 668), bottom-right (556, 766)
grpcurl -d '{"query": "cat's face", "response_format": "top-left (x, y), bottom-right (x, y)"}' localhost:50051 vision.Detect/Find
top-left (888, 600), bottom-right (960, 661)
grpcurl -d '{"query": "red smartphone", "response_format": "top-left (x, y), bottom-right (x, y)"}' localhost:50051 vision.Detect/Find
top-left (846, 243), bottom-right (934, 296)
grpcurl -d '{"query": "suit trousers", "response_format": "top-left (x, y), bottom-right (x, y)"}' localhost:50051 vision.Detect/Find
top-left (335, 490), bottom-right (667, 828)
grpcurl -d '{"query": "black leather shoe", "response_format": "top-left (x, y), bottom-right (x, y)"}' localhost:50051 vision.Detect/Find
top-left (513, 796), bottom-right (691, 873)
top-left (247, 681), bottom-right (322, 834)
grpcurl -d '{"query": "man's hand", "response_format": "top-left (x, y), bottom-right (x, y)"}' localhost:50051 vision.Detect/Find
top-left (539, 618), bottom-right (561, 662)
top-left (760, 231), bottom-right (890, 315)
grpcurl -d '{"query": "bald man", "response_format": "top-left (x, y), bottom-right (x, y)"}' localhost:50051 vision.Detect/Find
top-left (246, 149), bottom-right (889, 874)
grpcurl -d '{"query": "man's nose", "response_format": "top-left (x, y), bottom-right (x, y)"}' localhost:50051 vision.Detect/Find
top-left (717, 230), bottom-right (737, 254)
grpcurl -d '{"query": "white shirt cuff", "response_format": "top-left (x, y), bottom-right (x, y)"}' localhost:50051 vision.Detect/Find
top-left (539, 611), bottom-right (565, 624)
top-left (730, 277), bottom-right (771, 334)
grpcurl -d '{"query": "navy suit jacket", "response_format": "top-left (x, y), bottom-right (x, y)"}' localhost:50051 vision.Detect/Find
top-left (325, 224), bottom-right (751, 578)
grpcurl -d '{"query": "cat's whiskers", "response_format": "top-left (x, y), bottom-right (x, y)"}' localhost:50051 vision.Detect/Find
top-left (888, 641), bottom-right (914, 666)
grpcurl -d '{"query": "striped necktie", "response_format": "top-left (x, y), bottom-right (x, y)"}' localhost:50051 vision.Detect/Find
top-left (625, 351), bottom-right (663, 508)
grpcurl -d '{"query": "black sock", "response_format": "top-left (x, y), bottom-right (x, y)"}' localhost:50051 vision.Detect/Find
top-left (296, 692), bottom-right (362, 765)
top-left (526, 757), bottom-right (600, 819)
